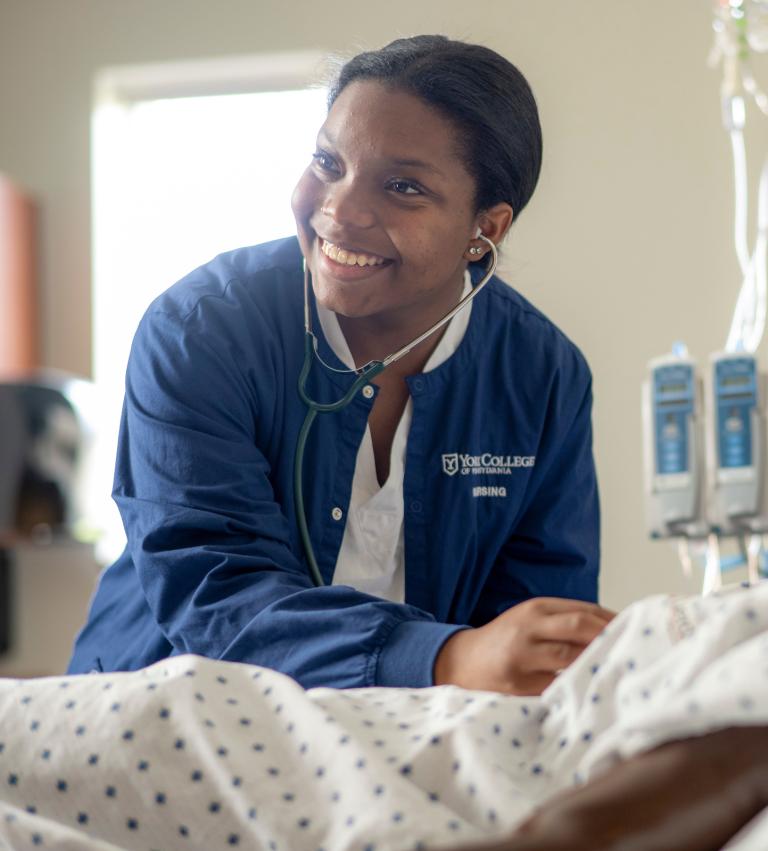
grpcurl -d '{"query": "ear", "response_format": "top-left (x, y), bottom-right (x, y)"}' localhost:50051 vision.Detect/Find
top-left (464, 202), bottom-right (514, 261)
top-left (477, 202), bottom-right (514, 244)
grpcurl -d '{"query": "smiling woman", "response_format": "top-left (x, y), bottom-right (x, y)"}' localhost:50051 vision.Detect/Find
top-left (293, 81), bottom-right (491, 328)
top-left (68, 35), bottom-right (608, 696)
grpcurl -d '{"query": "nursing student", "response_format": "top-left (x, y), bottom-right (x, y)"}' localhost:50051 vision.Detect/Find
top-left (69, 35), bottom-right (614, 691)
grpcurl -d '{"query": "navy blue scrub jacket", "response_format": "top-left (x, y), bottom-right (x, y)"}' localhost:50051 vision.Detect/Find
top-left (68, 237), bottom-right (600, 688)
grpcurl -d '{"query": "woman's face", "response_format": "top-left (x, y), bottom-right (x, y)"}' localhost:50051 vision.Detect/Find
top-left (291, 81), bottom-right (482, 328)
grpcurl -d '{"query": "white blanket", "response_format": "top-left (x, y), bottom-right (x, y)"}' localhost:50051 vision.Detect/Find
top-left (0, 583), bottom-right (767, 851)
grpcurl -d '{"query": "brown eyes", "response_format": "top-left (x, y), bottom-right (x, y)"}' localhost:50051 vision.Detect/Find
top-left (387, 180), bottom-right (423, 196)
top-left (311, 151), bottom-right (338, 173)
top-left (311, 152), bottom-right (426, 197)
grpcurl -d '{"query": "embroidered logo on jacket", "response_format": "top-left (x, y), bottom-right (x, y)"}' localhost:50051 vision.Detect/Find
top-left (441, 452), bottom-right (536, 476)
top-left (473, 486), bottom-right (507, 497)
top-left (442, 453), bottom-right (460, 475)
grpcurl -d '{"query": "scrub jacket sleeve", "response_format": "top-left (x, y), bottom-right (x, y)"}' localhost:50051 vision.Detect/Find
top-left (470, 362), bottom-right (600, 626)
top-left (114, 307), bottom-right (462, 689)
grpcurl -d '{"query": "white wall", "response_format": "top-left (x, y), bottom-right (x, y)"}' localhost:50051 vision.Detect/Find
top-left (0, 544), bottom-right (101, 677)
top-left (0, 0), bottom-right (763, 671)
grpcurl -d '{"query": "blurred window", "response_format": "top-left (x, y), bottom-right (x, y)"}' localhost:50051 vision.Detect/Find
top-left (92, 54), bottom-right (327, 561)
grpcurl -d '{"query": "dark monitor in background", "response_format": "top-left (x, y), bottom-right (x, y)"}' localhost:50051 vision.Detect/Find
top-left (0, 377), bottom-right (94, 655)
top-left (0, 380), bottom-right (88, 542)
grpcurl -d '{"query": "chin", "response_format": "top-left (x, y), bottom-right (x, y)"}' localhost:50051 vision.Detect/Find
top-left (316, 294), bottom-right (373, 320)
top-left (312, 278), bottom-right (378, 319)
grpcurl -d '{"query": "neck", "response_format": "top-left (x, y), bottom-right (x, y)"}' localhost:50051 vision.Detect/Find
top-left (337, 275), bottom-right (467, 373)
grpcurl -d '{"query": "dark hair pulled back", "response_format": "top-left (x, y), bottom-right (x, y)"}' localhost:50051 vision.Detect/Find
top-left (328, 35), bottom-right (542, 219)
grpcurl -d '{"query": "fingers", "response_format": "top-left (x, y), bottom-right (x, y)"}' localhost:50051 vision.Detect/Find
top-left (436, 597), bottom-right (617, 695)
top-left (515, 601), bottom-right (614, 676)
top-left (526, 640), bottom-right (584, 674)
top-left (532, 610), bottom-right (611, 646)
top-left (532, 597), bottom-right (616, 623)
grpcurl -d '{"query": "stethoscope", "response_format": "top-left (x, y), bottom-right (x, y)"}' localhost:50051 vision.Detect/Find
top-left (295, 234), bottom-right (499, 586)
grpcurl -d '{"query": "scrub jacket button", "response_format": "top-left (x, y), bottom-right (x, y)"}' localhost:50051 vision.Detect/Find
top-left (362, 385), bottom-right (375, 399)
top-left (331, 507), bottom-right (344, 521)
top-left (412, 378), bottom-right (425, 393)
top-left (410, 500), bottom-right (423, 513)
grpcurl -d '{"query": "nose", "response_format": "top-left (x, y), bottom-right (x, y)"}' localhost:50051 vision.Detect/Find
top-left (320, 177), bottom-right (376, 230)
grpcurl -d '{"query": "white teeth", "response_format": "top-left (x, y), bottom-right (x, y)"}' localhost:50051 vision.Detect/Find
top-left (321, 240), bottom-right (385, 267)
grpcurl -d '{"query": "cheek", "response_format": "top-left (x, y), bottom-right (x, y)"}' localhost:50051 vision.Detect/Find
top-left (290, 169), bottom-right (319, 227)
top-left (400, 221), bottom-right (469, 277)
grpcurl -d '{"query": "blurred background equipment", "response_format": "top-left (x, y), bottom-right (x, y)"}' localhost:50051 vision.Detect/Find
top-left (0, 173), bottom-right (38, 657)
top-left (711, 0), bottom-right (768, 355)
top-left (704, 351), bottom-right (767, 539)
top-left (0, 173), bottom-right (99, 666)
top-left (0, 174), bottom-right (37, 380)
top-left (642, 345), bottom-right (707, 542)
top-left (0, 376), bottom-right (100, 661)
top-left (0, 376), bottom-right (98, 545)
top-left (642, 0), bottom-right (768, 592)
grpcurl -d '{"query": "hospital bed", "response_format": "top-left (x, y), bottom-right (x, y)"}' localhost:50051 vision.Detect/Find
top-left (0, 583), bottom-right (766, 850)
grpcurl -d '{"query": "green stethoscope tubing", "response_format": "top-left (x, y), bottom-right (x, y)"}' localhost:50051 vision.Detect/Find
top-left (295, 235), bottom-right (498, 587)
top-left (294, 336), bottom-right (385, 586)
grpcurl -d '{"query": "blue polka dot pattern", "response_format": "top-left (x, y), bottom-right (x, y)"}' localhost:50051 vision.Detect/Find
top-left (0, 584), bottom-right (766, 849)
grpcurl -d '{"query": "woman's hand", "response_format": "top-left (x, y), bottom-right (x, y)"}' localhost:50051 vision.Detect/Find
top-left (433, 597), bottom-right (615, 695)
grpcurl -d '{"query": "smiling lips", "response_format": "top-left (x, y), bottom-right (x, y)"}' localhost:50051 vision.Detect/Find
top-left (320, 239), bottom-right (388, 268)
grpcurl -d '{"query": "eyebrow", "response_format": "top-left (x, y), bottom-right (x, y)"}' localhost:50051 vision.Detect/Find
top-left (390, 158), bottom-right (447, 178)
top-left (317, 129), bottom-right (447, 178)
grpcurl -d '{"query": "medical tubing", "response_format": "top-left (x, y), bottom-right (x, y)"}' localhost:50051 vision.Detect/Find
top-left (726, 126), bottom-right (752, 351)
top-left (703, 533), bottom-right (723, 595)
top-left (677, 537), bottom-right (693, 578)
top-left (742, 67), bottom-right (768, 117)
top-left (749, 154), bottom-right (768, 350)
top-left (294, 404), bottom-right (322, 586)
top-left (295, 334), bottom-right (385, 586)
top-left (296, 336), bottom-right (385, 415)
top-left (731, 127), bottom-right (750, 277)
top-left (381, 238), bottom-right (499, 369)
top-left (727, 255), bottom-right (755, 351)
top-left (747, 532), bottom-right (762, 585)
top-left (741, 154), bottom-right (768, 351)
top-left (726, 152), bottom-right (768, 352)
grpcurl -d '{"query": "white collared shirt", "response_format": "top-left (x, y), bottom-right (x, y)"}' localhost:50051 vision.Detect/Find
top-left (317, 274), bottom-right (473, 602)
